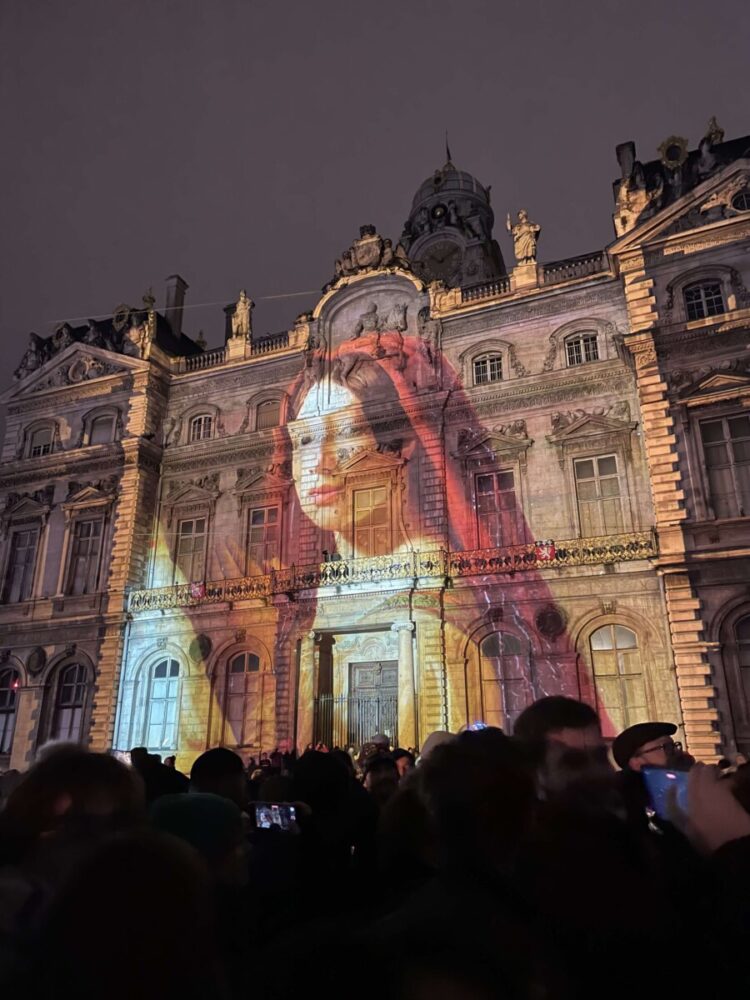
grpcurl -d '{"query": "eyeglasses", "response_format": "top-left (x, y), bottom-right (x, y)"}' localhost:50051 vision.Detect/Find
top-left (638, 740), bottom-right (682, 757)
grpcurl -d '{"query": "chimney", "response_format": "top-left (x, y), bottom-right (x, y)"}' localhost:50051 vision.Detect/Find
top-left (165, 274), bottom-right (188, 337)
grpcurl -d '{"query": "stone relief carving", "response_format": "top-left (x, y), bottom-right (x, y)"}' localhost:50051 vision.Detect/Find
top-left (65, 476), bottom-right (118, 501)
top-left (166, 472), bottom-right (220, 497)
top-left (27, 355), bottom-right (124, 393)
top-left (549, 401), bottom-right (631, 430)
top-left (3, 485), bottom-right (55, 512)
top-left (667, 359), bottom-right (750, 393)
top-left (327, 225), bottom-right (412, 291)
top-left (506, 209), bottom-right (541, 264)
top-left (352, 302), bottom-right (408, 339)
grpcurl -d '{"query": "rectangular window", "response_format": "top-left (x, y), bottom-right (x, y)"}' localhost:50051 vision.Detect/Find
top-left (256, 400), bottom-right (281, 430)
top-left (66, 519), bottom-right (103, 595)
top-left (566, 334), bottom-right (599, 366)
top-left (700, 415), bottom-right (750, 518)
top-left (473, 355), bottom-right (503, 386)
top-left (684, 282), bottom-right (725, 321)
top-left (175, 517), bottom-right (207, 582)
top-left (247, 505), bottom-right (280, 573)
top-left (476, 471), bottom-right (518, 547)
top-left (574, 455), bottom-right (624, 536)
top-left (3, 527), bottom-right (39, 603)
top-left (353, 486), bottom-right (389, 556)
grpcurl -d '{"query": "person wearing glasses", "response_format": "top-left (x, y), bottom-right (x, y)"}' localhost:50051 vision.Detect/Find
top-left (612, 722), bottom-right (694, 772)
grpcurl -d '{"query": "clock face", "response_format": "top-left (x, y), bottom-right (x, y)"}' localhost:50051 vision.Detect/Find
top-left (422, 240), bottom-right (462, 284)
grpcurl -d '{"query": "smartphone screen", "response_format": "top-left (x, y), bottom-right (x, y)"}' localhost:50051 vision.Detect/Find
top-left (254, 802), bottom-right (297, 831)
top-left (641, 767), bottom-right (689, 820)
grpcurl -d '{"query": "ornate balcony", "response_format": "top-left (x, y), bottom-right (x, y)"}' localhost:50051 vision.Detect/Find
top-left (128, 531), bottom-right (657, 612)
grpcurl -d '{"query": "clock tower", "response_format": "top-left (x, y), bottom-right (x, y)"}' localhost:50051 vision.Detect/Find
top-left (400, 157), bottom-right (505, 287)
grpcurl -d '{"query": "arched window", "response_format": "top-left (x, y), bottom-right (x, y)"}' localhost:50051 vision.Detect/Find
top-left (565, 332), bottom-right (599, 366)
top-left (473, 354), bottom-right (503, 386)
top-left (480, 632), bottom-right (532, 731)
top-left (28, 426), bottom-right (53, 458)
top-left (146, 659), bottom-right (180, 750)
top-left (735, 615), bottom-right (750, 707)
top-left (684, 281), bottom-right (725, 321)
top-left (189, 414), bottom-right (213, 442)
top-left (89, 414), bottom-right (115, 445)
top-left (256, 399), bottom-right (281, 430)
top-left (0, 668), bottom-right (20, 755)
top-left (224, 651), bottom-right (261, 747)
top-left (589, 625), bottom-right (647, 737)
top-left (732, 191), bottom-right (750, 212)
top-left (50, 663), bottom-right (89, 743)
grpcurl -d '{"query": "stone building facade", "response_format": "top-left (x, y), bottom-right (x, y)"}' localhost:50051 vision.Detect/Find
top-left (1, 121), bottom-right (749, 770)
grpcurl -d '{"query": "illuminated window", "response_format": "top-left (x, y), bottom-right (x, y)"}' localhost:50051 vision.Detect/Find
top-left (700, 415), bottom-right (750, 519)
top-left (590, 625), bottom-right (647, 736)
top-left (189, 414), bottom-right (213, 442)
top-left (481, 632), bottom-right (532, 731)
top-left (0, 669), bottom-right (20, 755)
top-left (565, 332), bottom-right (599, 366)
top-left (146, 659), bottom-right (180, 750)
top-left (225, 651), bottom-right (261, 747)
top-left (353, 486), bottom-right (389, 556)
top-left (66, 519), bottom-right (103, 595)
top-left (476, 471), bottom-right (517, 547)
top-left (684, 281), bottom-right (724, 321)
top-left (28, 427), bottom-right (53, 457)
top-left (2, 527), bottom-right (39, 603)
top-left (256, 400), bottom-right (281, 430)
top-left (473, 354), bottom-right (503, 385)
top-left (176, 518), bottom-right (206, 582)
top-left (247, 506), bottom-right (279, 573)
top-left (51, 663), bottom-right (89, 742)
top-left (574, 455), bottom-right (624, 536)
top-left (89, 415), bottom-right (115, 445)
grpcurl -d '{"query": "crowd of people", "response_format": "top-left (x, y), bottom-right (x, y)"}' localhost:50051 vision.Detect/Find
top-left (0, 695), bottom-right (749, 999)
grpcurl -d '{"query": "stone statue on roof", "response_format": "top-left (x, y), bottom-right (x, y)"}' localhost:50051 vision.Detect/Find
top-left (506, 209), bottom-right (541, 264)
top-left (231, 290), bottom-right (254, 339)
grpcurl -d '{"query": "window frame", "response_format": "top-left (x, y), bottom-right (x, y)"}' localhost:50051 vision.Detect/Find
top-left (2, 524), bottom-right (41, 604)
top-left (565, 331), bottom-right (600, 367)
top-left (144, 657), bottom-right (181, 751)
top-left (474, 468), bottom-right (520, 548)
top-left (697, 411), bottom-right (750, 520)
top-left (64, 516), bottom-right (105, 596)
top-left (223, 651), bottom-right (263, 747)
top-left (573, 453), bottom-right (626, 537)
top-left (174, 515), bottom-right (208, 583)
top-left (0, 667), bottom-right (21, 757)
top-left (472, 353), bottom-right (503, 386)
top-left (683, 281), bottom-right (725, 322)
top-left (256, 399), bottom-right (281, 431)
top-left (479, 630), bottom-right (535, 732)
top-left (189, 413), bottom-right (214, 443)
top-left (24, 422), bottom-right (57, 459)
top-left (246, 504), bottom-right (281, 574)
top-left (48, 661), bottom-right (91, 744)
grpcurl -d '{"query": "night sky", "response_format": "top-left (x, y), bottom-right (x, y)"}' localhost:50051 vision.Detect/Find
top-left (1, 0), bottom-right (747, 392)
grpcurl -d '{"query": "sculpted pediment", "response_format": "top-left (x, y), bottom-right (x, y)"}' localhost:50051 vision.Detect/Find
top-left (453, 421), bottom-right (531, 461)
top-left (2, 486), bottom-right (55, 526)
top-left (337, 447), bottom-right (402, 475)
top-left (680, 370), bottom-right (750, 405)
top-left (233, 464), bottom-right (293, 494)
top-left (610, 160), bottom-right (750, 253)
top-left (164, 473), bottom-right (220, 507)
top-left (547, 406), bottom-right (635, 444)
top-left (1, 343), bottom-right (147, 402)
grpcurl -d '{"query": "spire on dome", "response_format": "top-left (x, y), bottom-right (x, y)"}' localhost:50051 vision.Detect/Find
top-left (445, 130), bottom-right (453, 167)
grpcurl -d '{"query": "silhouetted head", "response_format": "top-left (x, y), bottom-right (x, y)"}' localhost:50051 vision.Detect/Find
top-left (190, 747), bottom-right (246, 809)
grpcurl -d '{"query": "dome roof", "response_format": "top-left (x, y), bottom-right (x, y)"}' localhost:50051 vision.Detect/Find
top-left (410, 159), bottom-right (490, 210)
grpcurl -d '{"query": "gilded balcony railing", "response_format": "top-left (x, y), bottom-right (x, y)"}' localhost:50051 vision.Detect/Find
top-left (128, 531), bottom-right (657, 611)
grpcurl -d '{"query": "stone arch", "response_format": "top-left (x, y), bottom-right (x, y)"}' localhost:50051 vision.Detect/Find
top-left (542, 317), bottom-right (618, 372)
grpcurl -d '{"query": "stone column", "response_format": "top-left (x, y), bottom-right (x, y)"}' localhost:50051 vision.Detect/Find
top-left (9, 685), bottom-right (43, 771)
top-left (296, 631), bottom-right (318, 750)
top-left (392, 622), bottom-right (416, 748)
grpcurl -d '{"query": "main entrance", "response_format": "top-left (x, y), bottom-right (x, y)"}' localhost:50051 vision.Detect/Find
top-left (347, 660), bottom-right (398, 747)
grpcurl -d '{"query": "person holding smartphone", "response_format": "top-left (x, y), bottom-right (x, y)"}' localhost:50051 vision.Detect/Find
top-left (612, 721), bottom-right (694, 773)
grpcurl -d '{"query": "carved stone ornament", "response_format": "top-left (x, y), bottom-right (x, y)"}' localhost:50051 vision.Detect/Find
top-left (327, 225), bottom-right (412, 290)
top-left (535, 605), bottom-right (567, 639)
top-left (506, 209), bottom-right (540, 264)
top-left (27, 647), bottom-right (47, 676)
top-left (65, 476), bottom-right (119, 502)
top-left (549, 402), bottom-right (630, 430)
top-left (230, 290), bottom-right (254, 339)
top-left (189, 634), bottom-right (213, 663)
top-left (657, 135), bottom-right (689, 171)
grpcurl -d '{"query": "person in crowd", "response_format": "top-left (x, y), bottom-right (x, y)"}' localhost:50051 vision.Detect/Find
top-left (612, 720), bottom-right (694, 771)
top-left (130, 746), bottom-right (188, 803)
top-left (513, 695), bottom-right (603, 751)
top-left (392, 747), bottom-right (415, 779)
top-left (362, 752), bottom-right (400, 809)
top-left (190, 747), bottom-right (247, 810)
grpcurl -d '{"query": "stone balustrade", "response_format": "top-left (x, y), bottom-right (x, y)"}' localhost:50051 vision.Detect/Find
top-left (129, 531), bottom-right (657, 612)
top-left (541, 251), bottom-right (610, 286)
top-left (461, 275), bottom-right (513, 303)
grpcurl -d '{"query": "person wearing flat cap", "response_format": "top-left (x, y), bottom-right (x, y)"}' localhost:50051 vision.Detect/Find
top-left (612, 721), bottom-right (694, 772)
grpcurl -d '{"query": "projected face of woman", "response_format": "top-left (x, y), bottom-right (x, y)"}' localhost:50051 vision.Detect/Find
top-left (294, 376), bottom-right (379, 531)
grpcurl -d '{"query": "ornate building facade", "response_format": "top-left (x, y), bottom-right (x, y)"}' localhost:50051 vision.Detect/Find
top-left (1, 121), bottom-right (749, 770)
